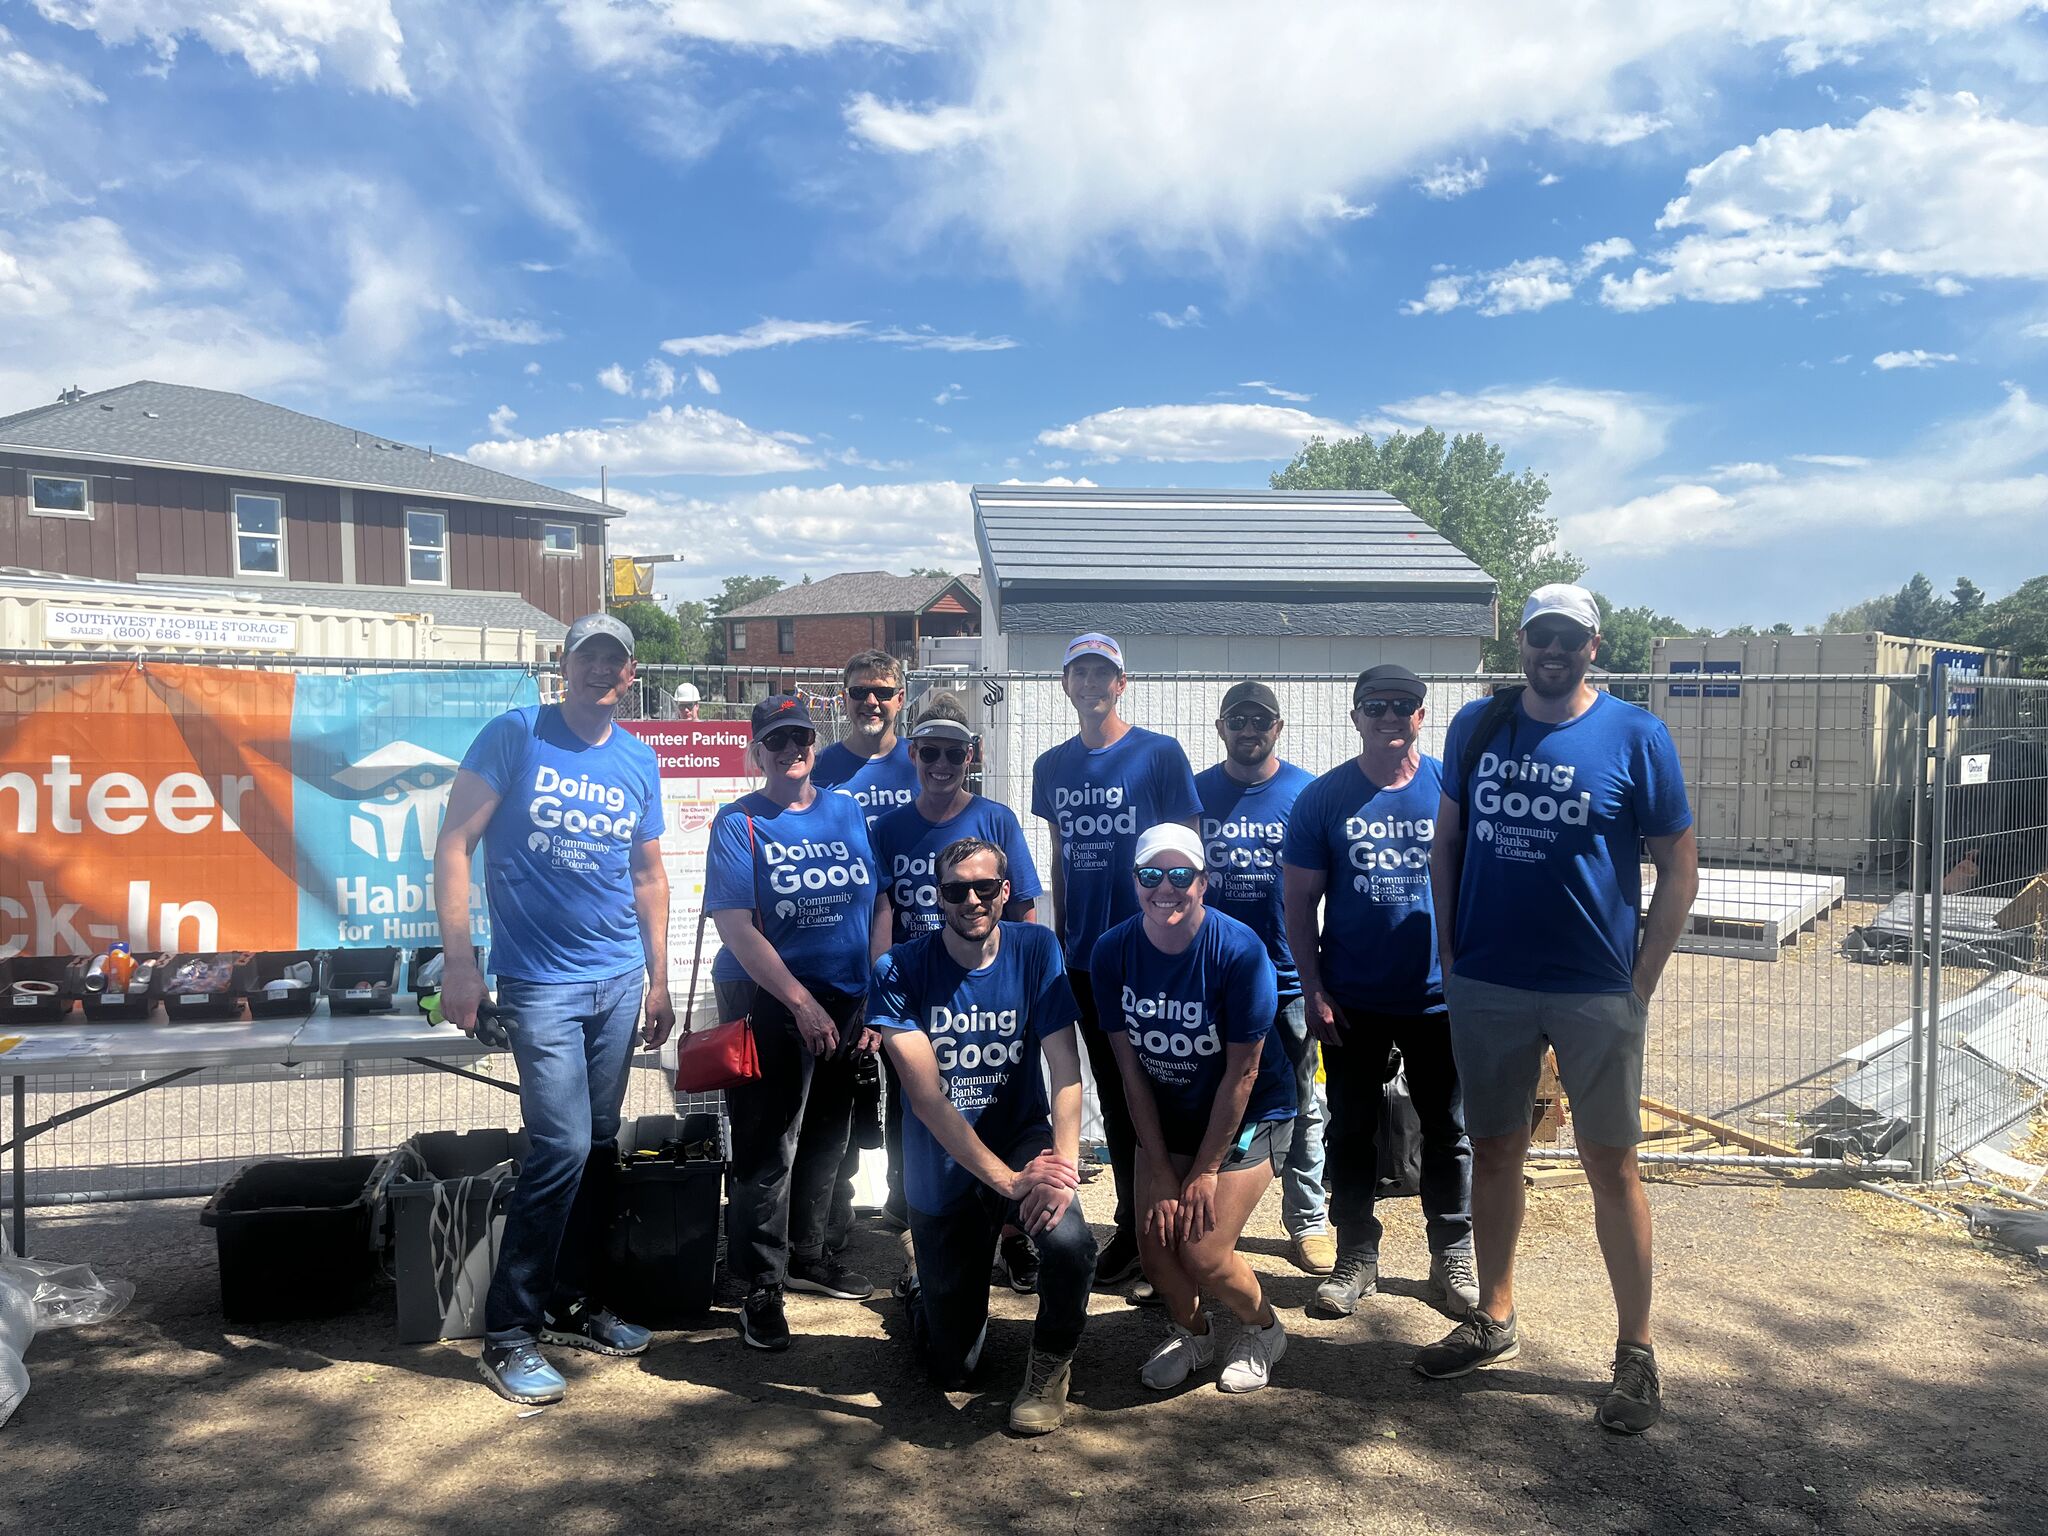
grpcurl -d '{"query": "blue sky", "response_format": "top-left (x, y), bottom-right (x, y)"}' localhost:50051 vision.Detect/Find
top-left (4, 2), bottom-right (2047, 627)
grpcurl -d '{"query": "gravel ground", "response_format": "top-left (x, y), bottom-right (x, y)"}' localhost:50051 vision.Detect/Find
top-left (4, 1170), bottom-right (2043, 1536)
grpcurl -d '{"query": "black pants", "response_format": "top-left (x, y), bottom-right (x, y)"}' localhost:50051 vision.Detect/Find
top-left (1070, 970), bottom-right (1135, 1239)
top-left (828, 1050), bottom-right (907, 1250)
top-left (722, 985), bottom-right (863, 1290)
top-left (908, 1167), bottom-right (1097, 1386)
top-left (1322, 1005), bottom-right (1473, 1258)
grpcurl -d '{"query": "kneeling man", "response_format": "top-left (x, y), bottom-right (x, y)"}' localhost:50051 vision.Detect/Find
top-left (869, 837), bottom-right (1099, 1434)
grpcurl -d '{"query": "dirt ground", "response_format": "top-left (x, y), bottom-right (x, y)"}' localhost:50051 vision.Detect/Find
top-left (4, 1170), bottom-right (2043, 1536)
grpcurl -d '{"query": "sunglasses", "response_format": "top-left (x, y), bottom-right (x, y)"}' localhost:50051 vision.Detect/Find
top-left (1354, 697), bottom-right (1422, 718)
top-left (1225, 711), bottom-right (1278, 732)
top-left (759, 727), bottom-right (816, 753)
top-left (1525, 622), bottom-right (1592, 652)
top-left (939, 877), bottom-right (1004, 905)
top-left (846, 684), bottom-right (901, 702)
top-left (1135, 866), bottom-right (1200, 890)
top-left (917, 744), bottom-right (970, 765)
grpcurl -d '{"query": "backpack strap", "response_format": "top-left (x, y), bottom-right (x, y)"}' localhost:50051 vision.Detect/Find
top-left (1459, 684), bottom-right (1526, 802)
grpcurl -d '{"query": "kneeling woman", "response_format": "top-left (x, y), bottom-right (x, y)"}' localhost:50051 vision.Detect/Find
top-left (1089, 823), bottom-right (1294, 1394)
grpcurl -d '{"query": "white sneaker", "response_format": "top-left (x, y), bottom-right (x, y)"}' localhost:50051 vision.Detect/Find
top-left (1139, 1321), bottom-right (1217, 1390)
top-left (1218, 1314), bottom-right (1287, 1394)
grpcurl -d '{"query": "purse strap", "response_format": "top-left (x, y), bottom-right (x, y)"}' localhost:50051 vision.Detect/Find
top-left (682, 811), bottom-right (754, 1037)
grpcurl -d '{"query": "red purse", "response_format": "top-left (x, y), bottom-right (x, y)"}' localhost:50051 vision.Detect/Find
top-left (674, 814), bottom-right (764, 1094)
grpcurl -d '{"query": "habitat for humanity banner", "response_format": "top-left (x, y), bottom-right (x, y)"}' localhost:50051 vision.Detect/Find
top-left (0, 662), bottom-right (537, 958)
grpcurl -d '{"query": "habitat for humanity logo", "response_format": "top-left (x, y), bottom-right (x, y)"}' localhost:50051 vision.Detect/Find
top-left (331, 741), bottom-right (462, 861)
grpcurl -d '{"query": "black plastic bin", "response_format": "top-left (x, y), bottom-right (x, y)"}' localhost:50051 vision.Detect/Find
top-left (322, 948), bottom-right (400, 1013)
top-left (369, 1128), bottom-right (528, 1344)
top-left (240, 950), bottom-right (321, 1018)
top-left (199, 1155), bottom-right (382, 1322)
top-left (602, 1114), bottom-right (722, 1327)
top-left (2, 956), bottom-right (78, 1025)
top-left (154, 953), bottom-right (247, 1022)
top-left (75, 950), bottom-right (168, 1023)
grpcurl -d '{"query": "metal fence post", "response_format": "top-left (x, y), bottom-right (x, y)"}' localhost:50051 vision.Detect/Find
top-left (1907, 668), bottom-right (1929, 1180)
top-left (1921, 663), bottom-right (1950, 1181)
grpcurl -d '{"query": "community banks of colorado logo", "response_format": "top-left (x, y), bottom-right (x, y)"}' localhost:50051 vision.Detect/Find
top-left (331, 741), bottom-right (460, 861)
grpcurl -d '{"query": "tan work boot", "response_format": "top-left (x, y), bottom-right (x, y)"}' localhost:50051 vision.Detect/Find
top-left (1009, 1348), bottom-right (1073, 1435)
top-left (1290, 1231), bottom-right (1337, 1275)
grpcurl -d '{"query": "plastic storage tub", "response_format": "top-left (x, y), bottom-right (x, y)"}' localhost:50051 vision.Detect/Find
top-left (1, 956), bottom-right (78, 1025)
top-left (240, 950), bottom-right (321, 1019)
top-left (154, 953), bottom-right (247, 1022)
top-left (199, 1155), bottom-right (382, 1322)
top-left (370, 1129), bottom-right (528, 1344)
top-left (76, 950), bottom-right (168, 1023)
top-left (322, 948), bottom-right (400, 1014)
top-left (602, 1114), bottom-right (722, 1327)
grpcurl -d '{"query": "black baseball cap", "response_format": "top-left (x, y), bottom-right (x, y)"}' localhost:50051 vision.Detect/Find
top-left (750, 694), bottom-right (816, 740)
top-left (1353, 664), bottom-right (1427, 705)
top-left (1219, 681), bottom-right (1280, 717)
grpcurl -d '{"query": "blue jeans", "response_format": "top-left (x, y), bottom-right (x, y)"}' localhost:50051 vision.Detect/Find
top-left (1323, 1005), bottom-right (1472, 1258)
top-left (1272, 995), bottom-right (1329, 1237)
top-left (483, 972), bottom-right (645, 1345)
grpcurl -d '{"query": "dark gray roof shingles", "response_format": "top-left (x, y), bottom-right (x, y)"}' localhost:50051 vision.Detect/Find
top-left (723, 570), bottom-right (984, 619)
top-left (0, 381), bottom-right (612, 518)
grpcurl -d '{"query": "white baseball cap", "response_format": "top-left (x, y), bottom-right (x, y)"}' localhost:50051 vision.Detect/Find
top-left (1520, 583), bottom-right (1601, 632)
top-left (1134, 823), bottom-right (1204, 870)
top-left (1063, 632), bottom-right (1125, 671)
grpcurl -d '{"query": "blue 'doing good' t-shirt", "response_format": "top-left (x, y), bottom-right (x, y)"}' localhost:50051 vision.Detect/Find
top-left (1195, 760), bottom-right (1314, 997)
top-left (1087, 909), bottom-right (1292, 1154)
top-left (1280, 756), bottom-right (1446, 1014)
top-left (461, 706), bottom-right (665, 983)
top-left (1441, 692), bottom-right (1692, 994)
top-left (812, 738), bottom-right (919, 831)
top-left (869, 922), bottom-right (1077, 1214)
top-left (1031, 726), bottom-right (1201, 967)
top-left (704, 787), bottom-right (878, 996)
top-left (870, 796), bottom-right (1045, 945)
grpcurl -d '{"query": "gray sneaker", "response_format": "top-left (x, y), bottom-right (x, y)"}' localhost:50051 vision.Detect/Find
top-left (1425, 1246), bottom-right (1480, 1317)
top-left (1412, 1309), bottom-right (1520, 1379)
top-left (1597, 1344), bottom-right (1662, 1434)
top-left (1310, 1248), bottom-right (1378, 1318)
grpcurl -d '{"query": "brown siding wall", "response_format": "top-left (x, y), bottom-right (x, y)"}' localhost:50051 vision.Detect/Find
top-left (0, 451), bottom-right (603, 625)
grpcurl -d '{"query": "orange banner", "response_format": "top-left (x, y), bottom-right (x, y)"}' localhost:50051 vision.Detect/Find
top-left (0, 663), bottom-right (299, 958)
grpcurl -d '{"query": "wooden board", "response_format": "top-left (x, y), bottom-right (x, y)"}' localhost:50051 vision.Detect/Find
top-left (1642, 866), bottom-right (1846, 961)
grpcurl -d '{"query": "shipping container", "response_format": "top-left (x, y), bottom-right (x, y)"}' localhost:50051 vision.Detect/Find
top-left (1648, 632), bottom-right (2013, 875)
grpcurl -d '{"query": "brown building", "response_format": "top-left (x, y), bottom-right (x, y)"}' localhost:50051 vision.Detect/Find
top-left (721, 570), bottom-right (982, 691)
top-left (0, 381), bottom-right (616, 639)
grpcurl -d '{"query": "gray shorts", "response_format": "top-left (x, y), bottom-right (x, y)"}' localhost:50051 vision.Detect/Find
top-left (1443, 973), bottom-right (1647, 1147)
top-left (1168, 1118), bottom-right (1295, 1177)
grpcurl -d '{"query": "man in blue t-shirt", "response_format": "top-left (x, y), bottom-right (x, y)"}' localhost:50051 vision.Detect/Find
top-left (1281, 664), bottom-right (1475, 1326)
top-left (435, 612), bottom-right (674, 1406)
top-left (811, 648), bottom-right (919, 831)
top-left (870, 836), bottom-right (1096, 1435)
top-left (1194, 680), bottom-right (1329, 1277)
top-left (1414, 584), bottom-right (1698, 1440)
top-left (1030, 632), bottom-right (1200, 1289)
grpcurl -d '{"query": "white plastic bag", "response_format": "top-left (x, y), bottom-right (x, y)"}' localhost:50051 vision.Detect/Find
top-left (0, 1227), bottom-right (135, 1429)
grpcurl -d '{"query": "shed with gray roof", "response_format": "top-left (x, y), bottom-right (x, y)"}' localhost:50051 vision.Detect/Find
top-left (971, 484), bottom-right (1496, 673)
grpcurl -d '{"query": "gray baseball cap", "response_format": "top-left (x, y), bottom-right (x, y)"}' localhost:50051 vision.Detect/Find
top-left (564, 612), bottom-right (635, 656)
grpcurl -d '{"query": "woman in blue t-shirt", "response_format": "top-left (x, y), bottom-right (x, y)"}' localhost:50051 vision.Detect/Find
top-left (1089, 824), bottom-right (1294, 1396)
top-left (703, 694), bottom-right (880, 1352)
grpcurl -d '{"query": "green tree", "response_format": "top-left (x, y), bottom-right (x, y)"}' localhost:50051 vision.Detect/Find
top-left (671, 600), bottom-right (713, 665)
top-left (707, 574), bottom-right (785, 664)
top-left (1591, 596), bottom-right (1695, 675)
top-left (1978, 575), bottom-right (2048, 676)
top-left (1887, 573), bottom-right (1947, 638)
top-left (1273, 428), bottom-right (1581, 668)
top-left (608, 600), bottom-right (689, 664)
top-left (910, 565), bottom-right (954, 579)
top-left (1949, 577), bottom-right (1986, 643)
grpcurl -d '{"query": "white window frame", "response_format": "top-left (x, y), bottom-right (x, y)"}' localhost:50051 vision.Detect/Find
top-left (541, 521), bottom-right (579, 555)
top-left (730, 621), bottom-right (748, 652)
top-left (405, 507), bottom-right (449, 587)
top-left (29, 474), bottom-right (92, 520)
top-left (231, 491), bottom-right (286, 577)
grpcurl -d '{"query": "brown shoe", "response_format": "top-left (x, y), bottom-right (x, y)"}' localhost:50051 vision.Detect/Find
top-left (1010, 1348), bottom-right (1072, 1435)
top-left (1290, 1231), bottom-right (1337, 1275)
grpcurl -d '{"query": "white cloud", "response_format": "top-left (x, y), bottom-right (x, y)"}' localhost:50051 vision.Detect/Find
top-left (1707, 461), bottom-right (1782, 482)
top-left (659, 316), bottom-right (1015, 356)
top-left (643, 358), bottom-right (677, 398)
top-left (933, 382), bottom-right (966, 404)
top-left (1404, 276), bottom-right (1467, 315)
top-left (523, 360), bottom-right (542, 375)
top-left (442, 298), bottom-right (558, 355)
top-left (1537, 172), bottom-right (1562, 186)
top-left (1416, 157), bottom-right (1488, 199)
top-left (464, 403), bottom-right (817, 476)
top-left (1405, 239), bottom-right (1633, 317)
top-left (598, 362), bottom-right (633, 394)
top-left (569, 480), bottom-right (980, 592)
top-left (558, 0), bottom-right (937, 65)
top-left (0, 215), bottom-right (320, 406)
top-left (1304, 192), bottom-right (1375, 221)
top-left (845, 92), bottom-right (989, 152)
top-left (1240, 380), bottom-right (1312, 403)
top-left (1561, 110), bottom-right (1669, 146)
top-left (1602, 92), bottom-right (2048, 311)
top-left (1873, 349), bottom-right (1958, 369)
top-left (693, 365), bottom-right (720, 394)
top-left (1564, 385), bottom-right (2048, 553)
top-left (1149, 305), bottom-right (1203, 329)
top-left (33, 0), bottom-right (411, 96)
top-left (1037, 402), bottom-right (1349, 462)
top-left (1731, 0), bottom-right (2048, 74)
top-left (487, 403), bottom-right (518, 437)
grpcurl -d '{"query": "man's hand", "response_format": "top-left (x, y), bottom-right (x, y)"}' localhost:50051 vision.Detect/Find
top-left (639, 985), bottom-right (676, 1048)
top-left (1305, 987), bottom-right (1344, 1046)
top-left (1019, 1148), bottom-right (1080, 1192)
top-left (855, 1025), bottom-right (882, 1054)
top-left (1144, 1193), bottom-right (1181, 1251)
top-left (1177, 1170), bottom-right (1220, 1246)
top-left (442, 964), bottom-right (487, 1035)
top-left (1017, 1179), bottom-right (1075, 1236)
top-left (791, 994), bottom-right (837, 1056)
